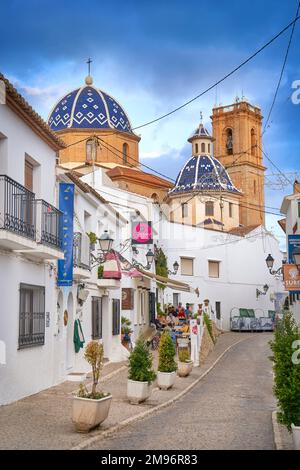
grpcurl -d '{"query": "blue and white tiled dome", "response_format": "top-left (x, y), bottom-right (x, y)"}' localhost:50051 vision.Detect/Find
top-left (170, 155), bottom-right (240, 194)
top-left (48, 77), bottom-right (132, 133)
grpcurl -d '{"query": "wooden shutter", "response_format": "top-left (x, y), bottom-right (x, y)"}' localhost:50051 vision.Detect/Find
top-left (112, 299), bottom-right (120, 335)
top-left (149, 292), bottom-right (156, 324)
top-left (208, 261), bottom-right (220, 278)
top-left (24, 160), bottom-right (33, 191)
top-left (180, 257), bottom-right (194, 276)
top-left (92, 297), bottom-right (102, 339)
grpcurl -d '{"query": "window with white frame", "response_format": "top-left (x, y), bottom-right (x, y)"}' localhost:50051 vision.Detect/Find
top-left (208, 260), bottom-right (220, 278)
top-left (180, 257), bottom-right (194, 276)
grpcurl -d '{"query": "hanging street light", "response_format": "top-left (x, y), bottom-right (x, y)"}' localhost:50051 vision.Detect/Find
top-left (98, 230), bottom-right (113, 253)
top-left (168, 260), bottom-right (179, 275)
top-left (265, 253), bottom-right (283, 276)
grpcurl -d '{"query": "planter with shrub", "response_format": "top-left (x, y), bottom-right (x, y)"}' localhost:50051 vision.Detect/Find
top-left (157, 330), bottom-right (177, 390)
top-left (127, 337), bottom-right (156, 404)
top-left (121, 316), bottom-right (133, 349)
top-left (177, 347), bottom-right (193, 377)
top-left (86, 231), bottom-right (97, 251)
top-left (269, 312), bottom-right (300, 449)
top-left (72, 341), bottom-right (112, 432)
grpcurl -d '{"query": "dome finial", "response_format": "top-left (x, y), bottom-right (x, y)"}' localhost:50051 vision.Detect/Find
top-left (85, 57), bottom-right (93, 85)
top-left (200, 111), bottom-right (203, 124)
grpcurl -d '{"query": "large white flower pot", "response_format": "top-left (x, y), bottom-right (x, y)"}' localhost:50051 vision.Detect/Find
top-left (127, 379), bottom-right (151, 404)
top-left (292, 424), bottom-right (300, 450)
top-left (177, 361), bottom-right (193, 377)
top-left (157, 371), bottom-right (176, 390)
top-left (72, 394), bottom-right (112, 432)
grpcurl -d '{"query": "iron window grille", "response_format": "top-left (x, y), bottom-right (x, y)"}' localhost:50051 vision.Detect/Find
top-left (19, 283), bottom-right (45, 349)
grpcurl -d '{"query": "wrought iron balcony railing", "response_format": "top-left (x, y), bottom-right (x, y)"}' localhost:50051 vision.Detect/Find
top-left (73, 232), bottom-right (91, 270)
top-left (36, 199), bottom-right (62, 250)
top-left (0, 174), bottom-right (36, 240)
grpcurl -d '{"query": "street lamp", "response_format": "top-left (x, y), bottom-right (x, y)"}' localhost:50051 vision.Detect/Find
top-left (256, 284), bottom-right (269, 299)
top-left (145, 249), bottom-right (154, 268)
top-left (168, 260), bottom-right (179, 275)
top-left (265, 254), bottom-right (283, 276)
top-left (98, 230), bottom-right (113, 253)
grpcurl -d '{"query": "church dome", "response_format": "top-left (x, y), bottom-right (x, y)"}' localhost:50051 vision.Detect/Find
top-left (48, 77), bottom-right (133, 133)
top-left (170, 154), bottom-right (240, 194)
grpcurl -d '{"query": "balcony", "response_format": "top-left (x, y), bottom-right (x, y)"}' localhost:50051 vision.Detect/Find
top-left (0, 175), bottom-right (64, 259)
top-left (0, 174), bottom-right (36, 250)
top-left (73, 232), bottom-right (91, 279)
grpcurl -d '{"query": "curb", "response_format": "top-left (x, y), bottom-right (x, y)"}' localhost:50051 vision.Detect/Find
top-left (71, 336), bottom-right (250, 450)
top-left (272, 410), bottom-right (284, 450)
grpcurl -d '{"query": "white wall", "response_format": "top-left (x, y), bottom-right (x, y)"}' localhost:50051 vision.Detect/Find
top-left (162, 222), bottom-right (285, 330)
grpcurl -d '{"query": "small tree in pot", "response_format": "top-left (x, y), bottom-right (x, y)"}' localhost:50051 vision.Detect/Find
top-left (127, 336), bottom-right (156, 404)
top-left (72, 341), bottom-right (112, 432)
top-left (157, 331), bottom-right (177, 390)
top-left (177, 347), bottom-right (193, 377)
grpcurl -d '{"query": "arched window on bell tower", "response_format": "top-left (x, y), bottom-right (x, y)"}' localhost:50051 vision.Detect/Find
top-left (195, 143), bottom-right (199, 154)
top-left (251, 128), bottom-right (256, 156)
top-left (201, 142), bottom-right (205, 153)
top-left (86, 138), bottom-right (97, 163)
top-left (122, 143), bottom-right (128, 164)
top-left (226, 128), bottom-right (233, 155)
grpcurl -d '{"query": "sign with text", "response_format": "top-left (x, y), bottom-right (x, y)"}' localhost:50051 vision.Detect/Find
top-left (57, 183), bottom-right (75, 286)
top-left (131, 221), bottom-right (153, 245)
top-left (283, 264), bottom-right (300, 292)
top-left (288, 234), bottom-right (300, 263)
top-left (122, 288), bottom-right (134, 310)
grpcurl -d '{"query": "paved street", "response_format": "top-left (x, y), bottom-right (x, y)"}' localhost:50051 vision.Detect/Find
top-left (90, 333), bottom-right (275, 450)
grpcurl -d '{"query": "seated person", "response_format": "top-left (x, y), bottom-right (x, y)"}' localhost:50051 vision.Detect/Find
top-left (178, 308), bottom-right (186, 319)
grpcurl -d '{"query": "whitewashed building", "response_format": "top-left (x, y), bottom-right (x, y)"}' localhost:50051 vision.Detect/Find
top-left (0, 74), bottom-right (65, 405)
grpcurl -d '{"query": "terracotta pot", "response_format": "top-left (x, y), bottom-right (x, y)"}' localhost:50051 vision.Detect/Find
top-left (72, 394), bottom-right (112, 433)
top-left (127, 379), bottom-right (151, 404)
top-left (177, 361), bottom-right (193, 377)
top-left (157, 371), bottom-right (176, 390)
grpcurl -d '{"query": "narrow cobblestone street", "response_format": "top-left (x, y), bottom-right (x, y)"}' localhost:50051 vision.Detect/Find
top-left (90, 333), bottom-right (276, 450)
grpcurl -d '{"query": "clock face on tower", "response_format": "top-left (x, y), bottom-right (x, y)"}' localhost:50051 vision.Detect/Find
top-left (131, 222), bottom-right (153, 245)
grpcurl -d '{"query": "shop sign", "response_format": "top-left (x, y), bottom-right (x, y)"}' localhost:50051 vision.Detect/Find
top-left (288, 234), bottom-right (300, 263)
top-left (131, 221), bottom-right (153, 245)
top-left (283, 264), bottom-right (300, 292)
top-left (122, 288), bottom-right (134, 310)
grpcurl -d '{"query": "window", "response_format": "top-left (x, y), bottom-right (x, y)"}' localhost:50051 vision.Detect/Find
top-left (112, 299), bottom-right (120, 335)
top-left (180, 257), bottom-right (194, 276)
top-left (215, 301), bottom-right (221, 320)
top-left (201, 142), bottom-right (205, 153)
top-left (253, 179), bottom-right (257, 195)
top-left (86, 139), bottom-right (97, 163)
top-left (205, 201), bottom-right (214, 216)
top-left (208, 143), bottom-right (211, 153)
top-left (122, 143), bottom-right (128, 164)
top-left (19, 284), bottom-right (45, 349)
top-left (181, 202), bottom-right (188, 218)
top-left (226, 128), bottom-right (233, 155)
top-left (91, 297), bottom-right (102, 339)
top-left (251, 128), bottom-right (256, 156)
top-left (195, 143), bottom-right (199, 154)
top-left (24, 159), bottom-right (33, 191)
top-left (173, 293), bottom-right (180, 307)
top-left (229, 202), bottom-right (233, 218)
top-left (208, 260), bottom-right (220, 278)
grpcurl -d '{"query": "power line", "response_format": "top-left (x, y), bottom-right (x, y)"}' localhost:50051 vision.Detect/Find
top-left (131, 14), bottom-right (300, 131)
top-left (263, 2), bottom-right (300, 135)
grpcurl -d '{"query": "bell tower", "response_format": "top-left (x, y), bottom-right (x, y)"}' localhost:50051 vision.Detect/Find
top-left (211, 99), bottom-right (265, 227)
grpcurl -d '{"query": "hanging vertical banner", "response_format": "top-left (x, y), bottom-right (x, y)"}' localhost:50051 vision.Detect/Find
top-left (57, 183), bottom-right (75, 286)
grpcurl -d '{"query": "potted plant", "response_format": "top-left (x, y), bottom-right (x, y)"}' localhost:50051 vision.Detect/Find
top-left (177, 347), bottom-right (193, 377)
top-left (269, 312), bottom-right (300, 449)
top-left (157, 331), bottom-right (177, 390)
top-left (72, 341), bottom-right (112, 432)
top-left (127, 336), bottom-right (156, 404)
top-left (87, 231), bottom-right (97, 251)
top-left (121, 316), bottom-right (133, 349)
top-left (97, 265), bottom-right (104, 279)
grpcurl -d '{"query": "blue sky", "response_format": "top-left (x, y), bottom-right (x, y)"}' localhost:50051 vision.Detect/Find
top-left (1, 0), bottom-right (300, 247)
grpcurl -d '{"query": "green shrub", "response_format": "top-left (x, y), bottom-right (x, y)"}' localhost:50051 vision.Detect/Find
top-left (204, 313), bottom-right (215, 344)
top-left (158, 331), bottom-right (177, 373)
top-left (128, 337), bottom-right (156, 383)
top-left (269, 312), bottom-right (300, 430)
top-left (97, 265), bottom-right (104, 279)
top-left (157, 302), bottom-right (165, 317)
top-left (86, 231), bottom-right (98, 244)
top-left (178, 348), bottom-right (191, 363)
top-left (121, 316), bottom-right (131, 326)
